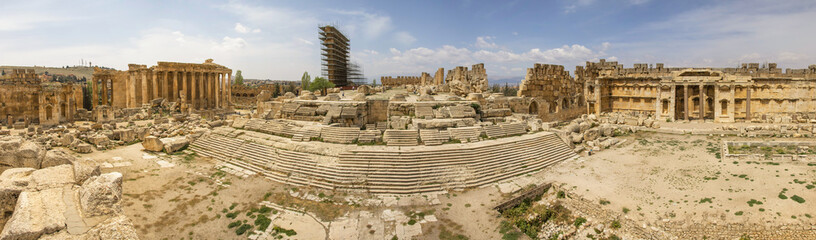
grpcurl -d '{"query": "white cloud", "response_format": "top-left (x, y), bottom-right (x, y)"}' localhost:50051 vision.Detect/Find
top-left (234, 23), bottom-right (248, 33)
top-left (333, 10), bottom-right (393, 39)
top-left (628, 0), bottom-right (650, 5)
top-left (475, 36), bottom-right (499, 49)
top-left (361, 43), bottom-right (610, 76)
top-left (234, 23), bottom-right (260, 34)
top-left (394, 31), bottom-right (417, 45)
top-left (621, 0), bottom-right (816, 68)
top-left (296, 38), bottom-right (314, 46)
top-left (564, 0), bottom-right (596, 13)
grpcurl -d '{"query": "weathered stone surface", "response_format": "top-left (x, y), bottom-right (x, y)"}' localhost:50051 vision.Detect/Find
top-left (41, 149), bottom-right (75, 168)
top-left (15, 141), bottom-right (43, 169)
top-left (82, 214), bottom-right (139, 240)
top-left (161, 137), bottom-right (189, 154)
top-left (72, 159), bottom-right (101, 184)
top-left (30, 165), bottom-right (75, 190)
top-left (584, 128), bottom-right (600, 141)
top-left (141, 136), bottom-right (163, 152)
top-left (351, 93), bottom-right (367, 101)
top-left (75, 143), bottom-right (93, 154)
top-left (80, 172), bottom-right (123, 217)
top-left (0, 188), bottom-right (66, 240)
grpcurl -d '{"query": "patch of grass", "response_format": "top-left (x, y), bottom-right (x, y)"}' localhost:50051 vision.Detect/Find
top-left (557, 191), bottom-right (566, 198)
top-left (235, 224), bottom-right (252, 235)
top-left (622, 207), bottom-right (630, 214)
top-left (407, 219), bottom-right (417, 225)
top-left (610, 220), bottom-right (621, 229)
top-left (272, 226), bottom-right (297, 236)
top-left (599, 199), bottom-right (610, 205)
top-left (574, 217), bottom-right (587, 227)
top-left (227, 221), bottom-right (241, 229)
top-left (734, 211), bottom-right (744, 216)
top-left (699, 198), bottom-right (713, 204)
top-left (439, 226), bottom-right (469, 240)
top-left (791, 195), bottom-right (806, 204)
top-left (747, 199), bottom-right (763, 207)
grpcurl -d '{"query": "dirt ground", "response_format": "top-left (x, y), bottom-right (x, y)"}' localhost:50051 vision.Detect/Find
top-left (541, 132), bottom-right (816, 227)
top-left (81, 130), bottom-right (816, 240)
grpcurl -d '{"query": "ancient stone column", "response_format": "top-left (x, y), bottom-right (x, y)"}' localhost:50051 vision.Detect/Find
top-left (141, 71), bottom-right (149, 104)
top-left (199, 72), bottom-right (206, 109)
top-left (129, 72), bottom-right (136, 107)
top-left (227, 72), bottom-right (232, 106)
top-left (171, 71), bottom-right (178, 102)
top-left (714, 84), bottom-right (720, 120)
top-left (684, 84), bottom-right (689, 121)
top-left (152, 71), bottom-right (158, 101)
top-left (102, 79), bottom-right (108, 106)
top-left (191, 72), bottom-right (198, 109)
top-left (92, 78), bottom-right (99, 109)
top-left (699, 85), bottom-right (704, 120)
top-left (208, 72), bottom-right (214, 108)
top-left (163, 71), bottom-right (169, 100)
top-left (182, 71), bottom-right (188, 103)
top-left (215, 73), bottom-right (221, 108)
top-left (746, 86), bottom-right (751, 121)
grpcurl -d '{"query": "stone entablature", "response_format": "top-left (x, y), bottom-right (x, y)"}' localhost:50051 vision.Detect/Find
top-left (92, 59), bottom-right (232, 112)
top-left (582, 59), bottom-right (816, 123)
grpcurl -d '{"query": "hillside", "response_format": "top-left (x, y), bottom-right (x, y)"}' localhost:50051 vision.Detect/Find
top-left (0, 65), bottom-right (96, 80)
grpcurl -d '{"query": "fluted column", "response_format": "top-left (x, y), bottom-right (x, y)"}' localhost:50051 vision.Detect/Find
top-left (151, 71), bottom-right (158, 101)
top-left (227, 72), bottom-right (232, 106)
top-left (215, 73), bottom-right (221, 108)
top-left (199, 72), bottom-right (205, 109)
top-left (172, 71), bottom-right (178, 102)
top-left (141, 71), bottom-right (148, 104)
top-left (91, 78), bottom-right (99, 109)
top-left (191, 72), bottom-right (198, 109)
top-left (101, 79), bottom-right (108, 106)
top-left (208, 72), bottom-right (215, 108)
top-left (182, 71), bottom-right (188, 104)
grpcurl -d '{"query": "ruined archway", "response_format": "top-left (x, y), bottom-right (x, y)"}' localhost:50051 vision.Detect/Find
top-left (720, 100), bottom-right (728, 115)
top-left (549, 100), bottom-right (559, 113)
top-left (529, 101), bottom-right (539, 115)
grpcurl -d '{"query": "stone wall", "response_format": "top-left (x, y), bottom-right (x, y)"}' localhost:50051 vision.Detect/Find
top-left (0, 69), bottom-right (84, 126)
top-left (582, 59), bottom-right (816, 123)
top-left (446, 63), bottom-right (488, 97)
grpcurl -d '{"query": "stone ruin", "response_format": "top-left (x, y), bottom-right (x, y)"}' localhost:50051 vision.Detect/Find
top-left (446, 63), bottom-right (488, 97)
top-left (517, 63), bottom-right (585, 119)
top-left (0, 136), bottom-right (137, 239)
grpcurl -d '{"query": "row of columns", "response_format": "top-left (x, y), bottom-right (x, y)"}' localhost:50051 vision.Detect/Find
top-left (126, 70), bottom-right (232, 110)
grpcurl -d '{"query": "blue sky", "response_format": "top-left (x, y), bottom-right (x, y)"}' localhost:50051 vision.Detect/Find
top-left (1, 0), bottom-right (815, 82)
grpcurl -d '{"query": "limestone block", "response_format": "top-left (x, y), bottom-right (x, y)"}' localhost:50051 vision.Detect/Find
top-left (570, 132), bottom-right (583, 143)
top-left (324, 93), bottom-right (341, 101)
top-left (88, 134), bottom-right (110, 147)
top-left (141, 136), bottom-right (163, 152)
top-left (80, 172), bottom-right (123, 217)
top-left (72, 159), bottom-right (100, 184)
top-left (114, 129), bottom-right (136, 143)
top-left (81, 214), bottom-right (139, 240)
top-left (584, 128), bottom-right (600, 141)
top-left (15, 141), bottom-right (43, 169)
top-left (351, 93), bottom-right (367, 101)
top-left (283, 92), bottom-right (296, 99)
top-left (75, 143), bottom-right (93, 154)
top-left (41, 149), bottom-right (75, 169)
top-left (0, 188), bottom-right (66, 240)
top-left (357, 85), bottom-right (371, 95)
top-left (30, 165), bottom-right (75, 190)
top-left (160, 137), bottom-right (189, 154)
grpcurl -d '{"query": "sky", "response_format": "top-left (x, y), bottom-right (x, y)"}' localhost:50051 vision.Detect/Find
top-left (1, 0), bottom-right (815, 83)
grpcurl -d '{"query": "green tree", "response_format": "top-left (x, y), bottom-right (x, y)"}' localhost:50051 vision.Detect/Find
top-left (371, 78), bottom-right (377, 86)
top-left (300, 71), bottom-right (311, 90)
top-left (234, 70), bottom-right (244, 86)
top-left (309, 77), bottom-right (335, 93)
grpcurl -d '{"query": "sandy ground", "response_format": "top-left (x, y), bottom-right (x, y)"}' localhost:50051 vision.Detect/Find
top-left (541, 132), bottom-right (816, 227)
top-left (77, 124), bottom-right (816, 240)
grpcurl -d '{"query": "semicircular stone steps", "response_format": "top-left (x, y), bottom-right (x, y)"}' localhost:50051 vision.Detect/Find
top-left (190, 129), bottom-right (575, 194)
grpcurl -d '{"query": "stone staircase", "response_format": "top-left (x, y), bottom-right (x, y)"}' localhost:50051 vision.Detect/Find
top-left (449, 126), bottom-right (482, 142)
top-left (357, 130), bottom-right (381, 143)
top-left (383, 130), bottom-right (420, 146)
top-left (484, 125), bottom-right (506, 138)
top-left (190, 130), bottom-right (576, 194)
top-left (320, 127), bottom-right (360, 144)
top-left (419, 129), bottom-right (449, 146)
top-left (501, 123), bottom-right (527, 136)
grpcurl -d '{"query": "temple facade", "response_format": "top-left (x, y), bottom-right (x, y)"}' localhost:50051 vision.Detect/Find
top-left (91, 59), bottom-right (232, 111)
top-left (0, 69), bottom-right (84, 126)
top-left (581, 60), bottom-right (816, 123)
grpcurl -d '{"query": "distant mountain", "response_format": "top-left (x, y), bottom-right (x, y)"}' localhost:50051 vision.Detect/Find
top-left (489, 76), bottom-right (523, 86)
top-left (0, 65), bottom-right (95, 80)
